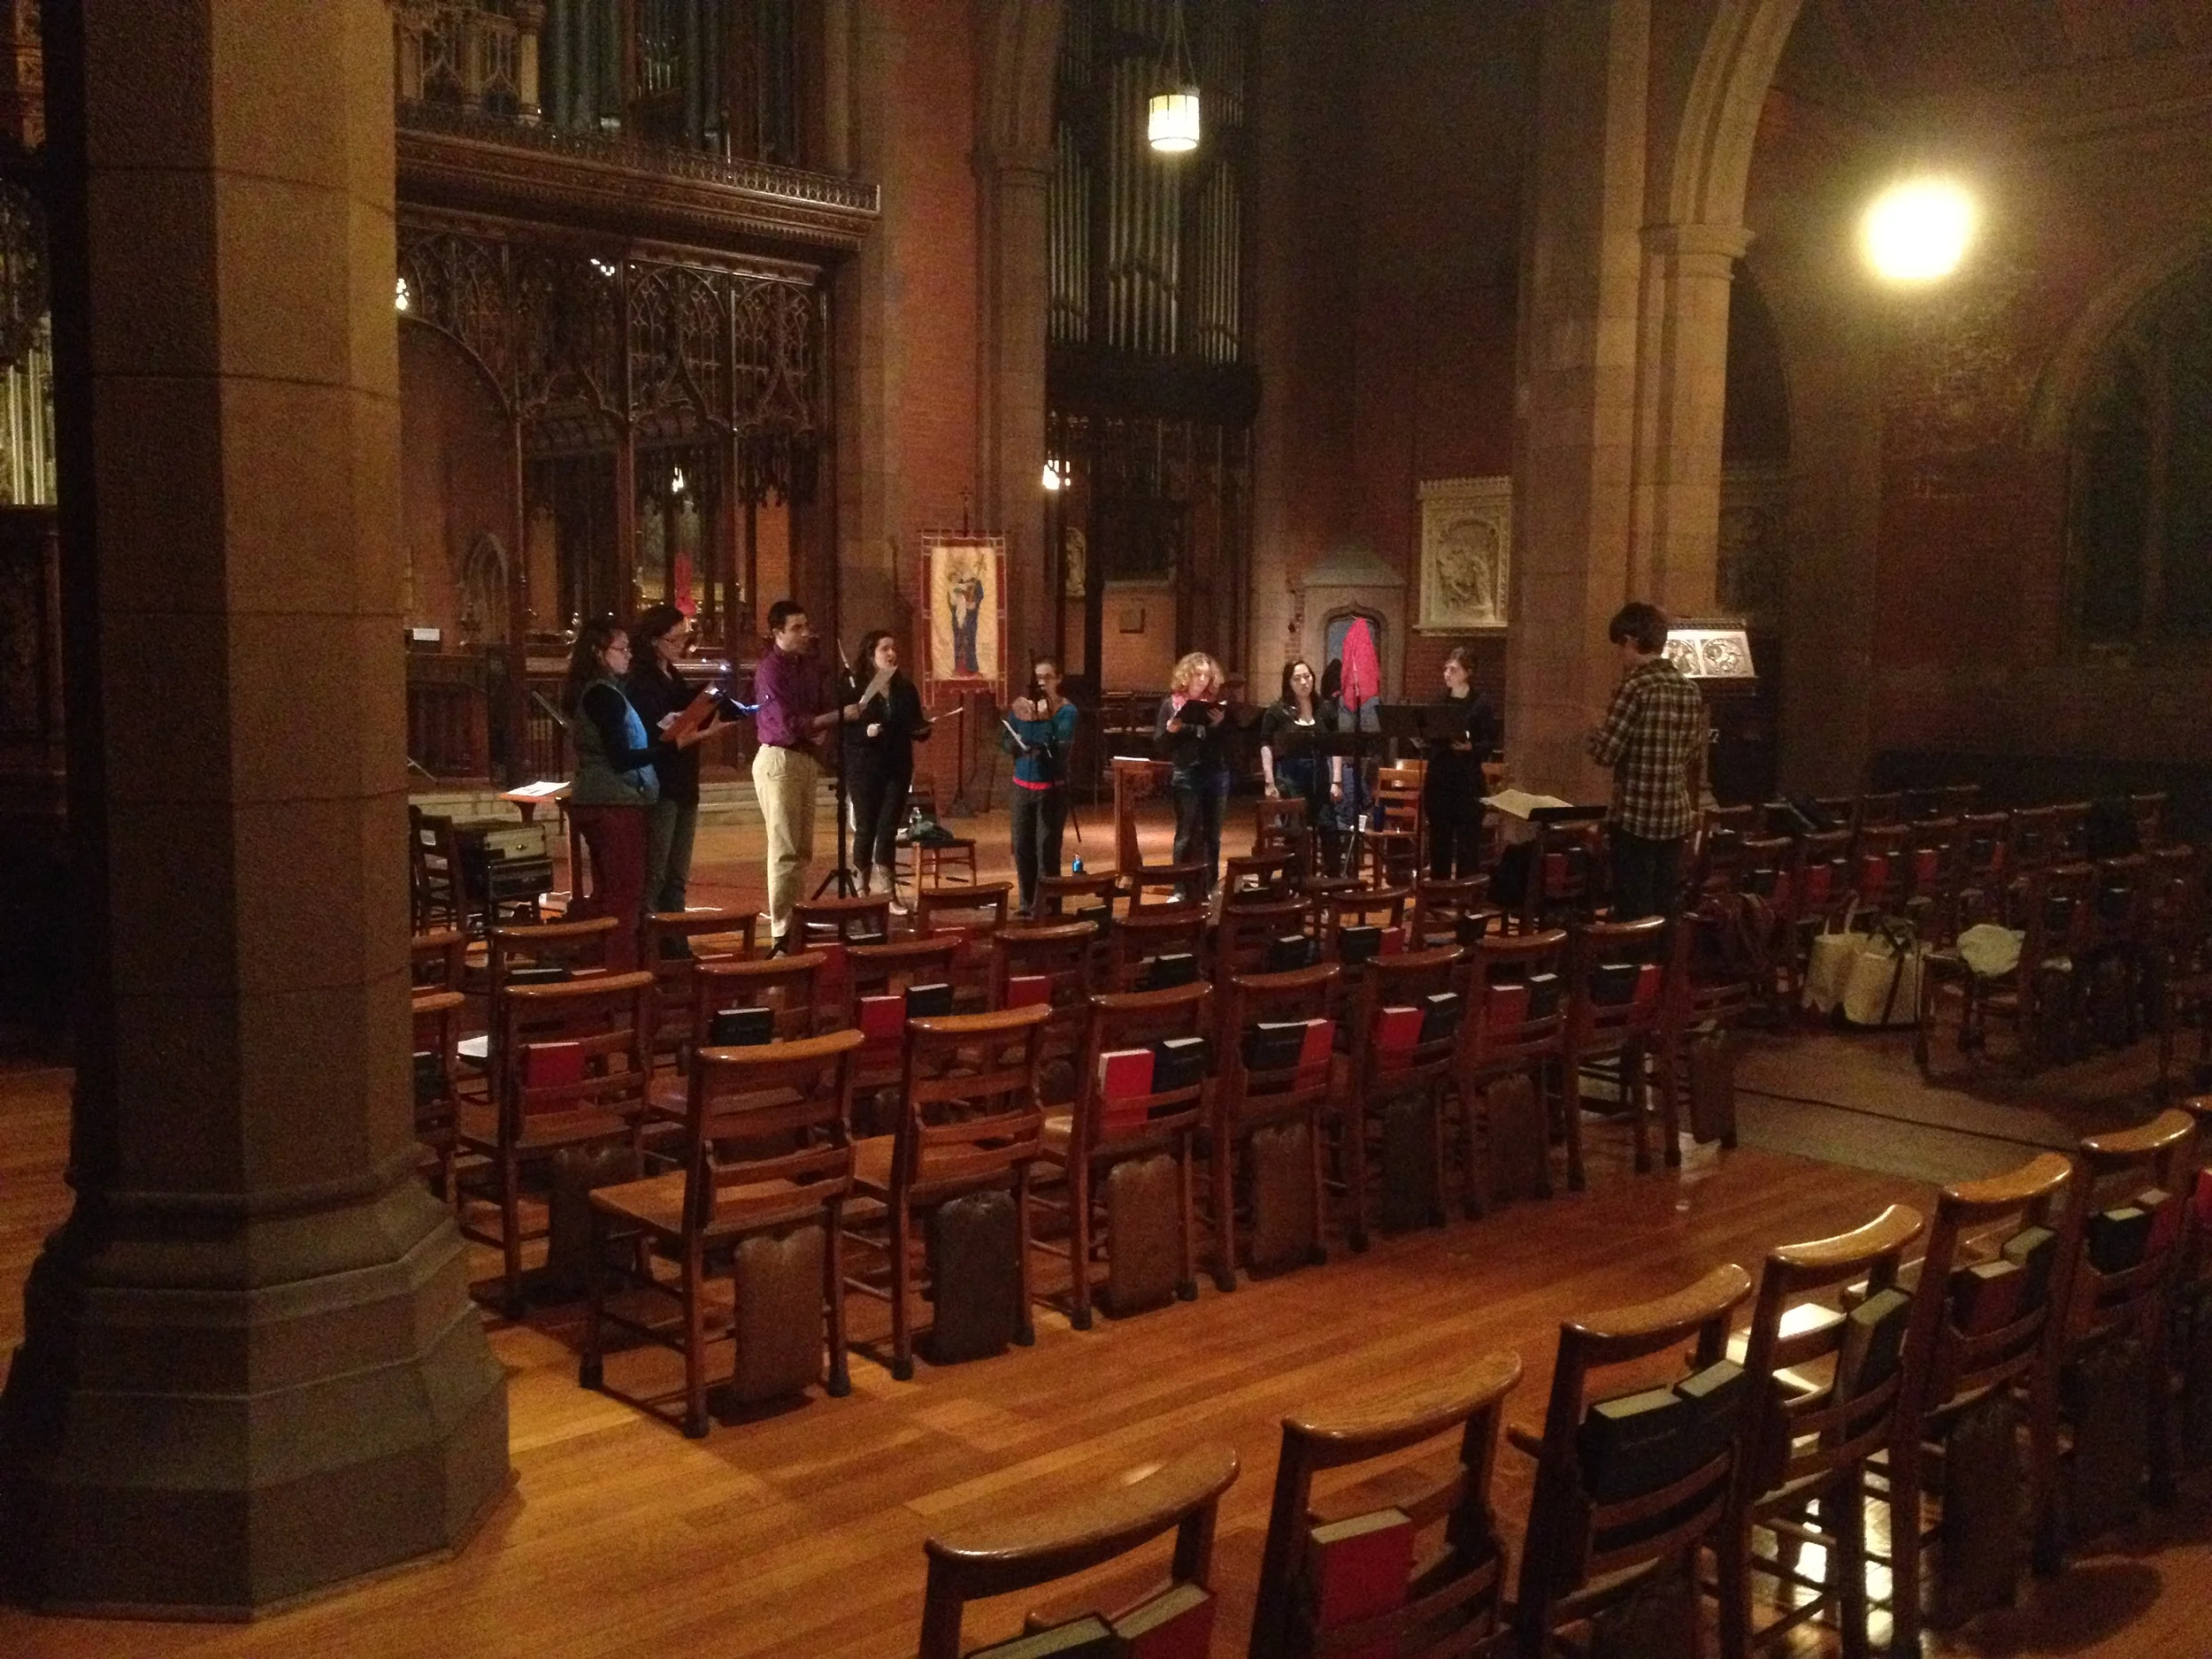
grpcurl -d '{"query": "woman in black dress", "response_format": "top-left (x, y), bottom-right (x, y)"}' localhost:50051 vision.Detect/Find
top-left (840, 629), bottom-right (931, 912)
top-left (1423, 646), bottom-right (1498, 879)
top-left (1258, 658), bottom-right (1341, 879)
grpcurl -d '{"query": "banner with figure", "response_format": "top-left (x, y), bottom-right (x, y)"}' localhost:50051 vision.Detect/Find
top-left (920, 534), bottom-right (1005, 697)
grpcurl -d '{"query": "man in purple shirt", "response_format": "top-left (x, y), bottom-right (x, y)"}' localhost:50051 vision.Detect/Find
top-left (752, 599), bottom-right (862, 951)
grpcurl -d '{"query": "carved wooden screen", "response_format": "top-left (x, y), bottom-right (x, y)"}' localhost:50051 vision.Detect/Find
top-left (397, 216), bottom-right (826, 644)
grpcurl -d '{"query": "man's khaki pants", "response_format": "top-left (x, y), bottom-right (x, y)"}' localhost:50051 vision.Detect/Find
top-left (752, 743), bottom-right (818, 941)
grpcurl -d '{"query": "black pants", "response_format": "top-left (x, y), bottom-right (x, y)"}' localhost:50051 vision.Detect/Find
top-left (1425, 809), bottom-right (1483, 880)
top-left (1171, 769), bottom-right (1229, 897)
top-left (1610, 830), bottom-right (1684, 921)
top-left (848, 761), bottom-right (910, 870)
top-left (1273, 760), bottom-right (1341, 879)
top-left (1010, 785), bottom-right (1067, 913)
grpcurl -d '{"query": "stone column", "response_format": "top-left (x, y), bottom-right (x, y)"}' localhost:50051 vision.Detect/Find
top-left (1628, 220), bottom-right (1749, 612)
top-left (1508, 0), bottom-right (1650, 799)
top-left (974, 143), bottom-right (1053, 668)
top-left (0, 0), bottom-right (508, 1614)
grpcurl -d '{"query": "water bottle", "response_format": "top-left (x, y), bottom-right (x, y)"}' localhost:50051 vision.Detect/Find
top-left (1071, 855), bottom-right (1085, 875)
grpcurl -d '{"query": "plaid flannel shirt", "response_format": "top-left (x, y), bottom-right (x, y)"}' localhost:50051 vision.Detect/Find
top-left (1586, 657), bottom-right (1703, 840)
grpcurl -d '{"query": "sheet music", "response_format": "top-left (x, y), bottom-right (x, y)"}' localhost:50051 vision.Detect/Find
top-left (1483, 787), bottom-right (1575, 820)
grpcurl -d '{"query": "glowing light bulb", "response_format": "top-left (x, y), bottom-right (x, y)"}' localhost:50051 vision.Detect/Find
top-left (1862, 178), bottom-right (1976, 283)
top-left (1148, 90), bottom-right (1201, 153)
top-left (395, 276), bottom-right (412, 313)
top-left (1041, 459), bottom-right (1064, 492)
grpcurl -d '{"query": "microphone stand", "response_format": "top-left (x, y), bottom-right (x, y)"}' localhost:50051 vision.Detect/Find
top-left (812, 638), bottom-right (860, 900)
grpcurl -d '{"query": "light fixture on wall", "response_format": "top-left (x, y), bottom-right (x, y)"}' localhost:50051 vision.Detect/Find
top-left (1041, 457), bottom-right (1065, 491)
top-left (395, 275), bottom-right (411, 313)
top-left (1862, 176), bottom-right (1976, 283)
top-left (1148, 0), bottom-right (1201, 154)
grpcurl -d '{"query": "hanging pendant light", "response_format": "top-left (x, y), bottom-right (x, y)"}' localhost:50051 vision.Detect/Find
top-left (1148, 0), bottom-right (1201, 154)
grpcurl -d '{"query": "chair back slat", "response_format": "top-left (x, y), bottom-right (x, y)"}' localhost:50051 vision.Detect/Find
top-left (894, 1005), bottom-right (1052, 1193)
top-left (1249, 1354), bottom-right (1523, 1659)
top-left (918, 1444), bottom-right (1240, 1659)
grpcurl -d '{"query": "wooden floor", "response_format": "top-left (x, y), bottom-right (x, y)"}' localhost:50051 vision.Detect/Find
top-left (7, 806), bottom-right (2212, 1654)
top-left (8, 1054), bottom-right (2212, 1656)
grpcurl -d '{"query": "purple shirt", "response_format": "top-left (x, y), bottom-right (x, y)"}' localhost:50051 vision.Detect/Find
top-left (754, 644), bottom-right (829, 749)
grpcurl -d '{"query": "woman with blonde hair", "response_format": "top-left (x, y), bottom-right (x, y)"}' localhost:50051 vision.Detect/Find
top-left (1154, 650), bottom-right (1233, 900)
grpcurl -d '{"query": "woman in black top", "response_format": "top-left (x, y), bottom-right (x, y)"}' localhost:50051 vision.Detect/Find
top-left (623, 603), bottom-right (708, 933)
top-left (1258, 658), bottom-right (1342, 879)
top-left (1154, 651), bottom-right (1233, 901)
top-left (839, 629), bottom-right (932, 911)
top-left (1423, 645), bottom-right (1498, 879)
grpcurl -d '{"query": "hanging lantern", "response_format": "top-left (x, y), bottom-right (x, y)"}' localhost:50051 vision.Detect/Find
top-left (1148, 1), bottom-right (1200, 154)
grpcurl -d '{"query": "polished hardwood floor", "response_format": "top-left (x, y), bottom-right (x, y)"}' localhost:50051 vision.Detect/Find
top-left (7, 1051), bottom-right (2212, 1656)
top-left (5, 806), bottom-right (2212, 1654)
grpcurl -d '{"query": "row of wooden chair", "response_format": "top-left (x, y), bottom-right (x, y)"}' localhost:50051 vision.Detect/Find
top-left (468, 884), bottom-right (1758, 1419)
top-left (915, 1103), bottom-right (2212, 1658)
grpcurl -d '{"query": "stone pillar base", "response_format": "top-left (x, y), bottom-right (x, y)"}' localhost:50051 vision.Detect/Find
top-left (2, 1176), bottom-right (508, 1615)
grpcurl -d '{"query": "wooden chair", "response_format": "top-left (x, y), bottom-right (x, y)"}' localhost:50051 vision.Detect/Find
top-left (2131, 790), bottom-right (2168, 849)
top-left (1340, 944), bottom-right (1463, 1251)
top-left (579, 1027), bottom-right (864, 1437)
top-left (2151, 845), bottom-right (2212, 1096)
top-left (1722, 1203), bottom-right (1924, 1658)
top-left (1856, 790), bottom-right (1902, 828)
top-left (1899, 816), bottom-right (1962, 936)
top-left (917, 1443), bottom-right (1240, 1659)
top-left (1455, 928), bottom-right (1571, 1214)
top-left (1846, 823), bottom-right (1907, 914)
top-left (1559, 917), bottom-right (1671, 1185)
top-left (1223, 849), bottom-right (1296, 901)
top-left (990, 920), bottom-right (1095, 1103)
top-left (791, 892), bottom-right (895, 949)
top-left (1877, 1152), bottom-right (2075, 1654)
top-left (1413, 874), bottom-right (1490, 948)
top-left (1038, 981), bottom-right (1211, 1330)
top-left (848, 1002), bottom-right (1051, 1380)
top-left (1950, 810), bottom-right (2015, 933)
top-left (455, 969), bottom-right (657, 1317)
top-left (1509, 1263), bottom-right (1755, 1657)
top-left (1111, 755), bottom-right (1208, 910)
top-left (1036, 869), bottom-right (1125, 919)
top-left (1210, 963), bottom-right (1342, 1291)
top-left (456, 914), bottom-right (623, 1090)
top-left (641, 906), bottom-right (758, 1070)
top-left (1255, 794), bottom-right (1317, 881)
top-left (844, 935), bottom-right (968, 1113)
top-left (411, 986), bottom-right (466, 1207)
top-left (2039, 1110), bottom-right (2195, 1564)
top-left (651, 952), bottom-right (827, 1118)
top-left (1778, 827), bottom-right (1853, 1007)
top-left (1248, 1354), bottom-right (1525, 1659)
top-left (1518, 817), bottom-right (1605, 933)
top-left (1656, 902), bottom-right (1762, 1161)
top-left (410, 926), bottom-right (466, 991)
top-left (1363, 763), bottom-right (1426, 888)
top-left (1106, 903), bottom-right (1208, 993)
top-left (1317, 884), bottom-right (1411, 960)
top-left (409, 804), bottom-right (465, 933)
top-left (918, 880), bottom-right (1014, 1011)
top-left (1215, 895), bottom-right (1314, 979)
top-left (1918, 860), bottom-right (2098, 1075)
top-left (2006, 803), bottom-right (2064, 875)
top-left (2051, 800), bottom-right (2093, 864)
top-left (898, 776), bottom-right (979, 889)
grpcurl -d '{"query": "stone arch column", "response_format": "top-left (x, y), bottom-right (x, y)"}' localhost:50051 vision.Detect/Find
top-left (1629, 0), bottom-right (1803, 611)
top-left (973, 0), bottom-right (1064, 672)
top-left (0, 0), bottom-right (507, 1611)
top-left (1508, 0), bottom-right (1801, 797)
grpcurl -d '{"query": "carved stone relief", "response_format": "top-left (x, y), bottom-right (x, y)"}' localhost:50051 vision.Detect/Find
top-left (1417, 475), bottom-right (1509, 632)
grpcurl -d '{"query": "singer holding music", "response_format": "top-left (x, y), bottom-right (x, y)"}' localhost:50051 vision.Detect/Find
top-left (562, 616), bottom-right (718, 971)
top-left (1422, 646), bottom-right (1498, 879)
top-left (840, 629), bottom-right (931, 913)
top-left (754, 599), bottom-right (865, 954)
top-left (1155, 651), bottom-right (1233, 902)
top-left (1005, 653), bottom-right (1079, 918)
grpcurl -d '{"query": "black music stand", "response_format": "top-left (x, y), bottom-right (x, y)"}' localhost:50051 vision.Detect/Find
top-left (812, 645), bottom-right (862, 900)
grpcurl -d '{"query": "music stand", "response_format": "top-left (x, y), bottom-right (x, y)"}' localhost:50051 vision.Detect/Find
top-left (812, 645), bottom-right (862, 900)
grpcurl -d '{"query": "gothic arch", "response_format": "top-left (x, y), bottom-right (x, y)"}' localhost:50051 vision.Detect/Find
top-left (2026, 217), bottom-right (2212, 454)
top-left (1661, 0), bottom-right (1807, 234)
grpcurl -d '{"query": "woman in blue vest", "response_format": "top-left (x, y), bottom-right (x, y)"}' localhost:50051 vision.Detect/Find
top-left (561, 617), bottom-right (714, 970)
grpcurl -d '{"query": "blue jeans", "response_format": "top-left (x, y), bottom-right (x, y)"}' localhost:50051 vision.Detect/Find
top-left (1171, 769), bottom-right (1229, 898)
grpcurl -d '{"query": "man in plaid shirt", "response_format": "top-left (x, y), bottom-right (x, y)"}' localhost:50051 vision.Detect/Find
top-left (1586, 602), bottom-right (1703, 919)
